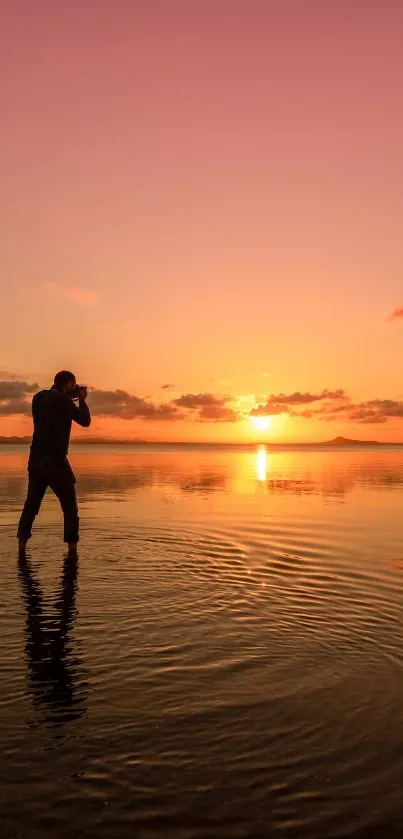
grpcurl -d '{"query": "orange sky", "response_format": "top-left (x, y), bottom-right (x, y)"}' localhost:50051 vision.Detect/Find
top-left (2, 1), bottom-right (403, 443)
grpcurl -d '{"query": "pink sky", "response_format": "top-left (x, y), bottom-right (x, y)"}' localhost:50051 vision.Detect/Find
top-left (1, 0), bottom-right (403, 442)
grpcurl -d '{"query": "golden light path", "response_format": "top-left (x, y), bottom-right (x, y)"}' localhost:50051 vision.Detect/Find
top-left (256, 446), bottom-right (268, 482)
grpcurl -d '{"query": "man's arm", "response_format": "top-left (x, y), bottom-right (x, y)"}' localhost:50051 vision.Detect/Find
top-left (66, 393), bottom-right (91, 428)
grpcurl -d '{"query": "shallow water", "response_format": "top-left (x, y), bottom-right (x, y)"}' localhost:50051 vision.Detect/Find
top-left (1, 444), bottom-right (403, 838)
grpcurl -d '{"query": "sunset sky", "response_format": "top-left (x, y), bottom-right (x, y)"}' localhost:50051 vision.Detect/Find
top-left (2, 0), bottom-right (403, 443)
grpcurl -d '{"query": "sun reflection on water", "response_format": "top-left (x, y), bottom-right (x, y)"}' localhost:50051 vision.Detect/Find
top-left (256, 446), bottom-right (268, 482)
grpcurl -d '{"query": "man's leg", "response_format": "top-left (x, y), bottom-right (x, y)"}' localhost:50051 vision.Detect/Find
top-left (17, 475), bottom-right (48, 550)
top-left (51, 481), bottom-right (80, 551)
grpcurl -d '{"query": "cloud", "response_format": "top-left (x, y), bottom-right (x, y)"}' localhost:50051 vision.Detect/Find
top-left (173, 393), bottom-right (239, 422)
top-left (315, 398), bottom-right (403, 425)
top-left (247, 388), bottom-right (403, 426)
top-left (0, 380), bottom-right (181, 421)
top-left (89, 389), bottom-right (182, 421)
top-left (84, 390), bottom-right (403, 425)
top-left (274, 389), bottom-right (347, 405)
top-left (290, 409), bottom-right (314, 419)
top-left (0, 379), bottom-right (39, 417)
top-left (2, 375), bottom-right (403, 429)
top-left (66, 287), bottom-right (99, 304)
top-left (387, 305), bottom-right (403, 321)
top-left (0, 379), bottom-right (239, 423)
top-left (250, 389), bottom-right (348, 416)
top-left (363, 399), bottom-right (403, 419)
top-left (41, 282), bottom-right (99, 305)
top-left (0, 380), bottom-right (38, 399)
top-left (0, 382), bottom-right (239, 422)
top-left (0, 399), bottom-right (32, 416)
top-left (251, 401), bottom-right (288, 416)
top-left (90, 390), bottom-right (240, 422)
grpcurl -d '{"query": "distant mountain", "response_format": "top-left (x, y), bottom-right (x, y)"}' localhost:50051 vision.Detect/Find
top-left (72, 437), bottom-right (148, 445)
top-left (0, 436), bottom-right (31, 444)
top-left (0, 434), bottom-right (387, 447)
top-left (321, 436), bottom-right (381, 446)
top-left (0, 436), bottom-right (146, 445)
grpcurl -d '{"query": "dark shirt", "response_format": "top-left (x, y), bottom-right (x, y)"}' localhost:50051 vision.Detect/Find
top-left (30, 388), bottom-right (91, 458)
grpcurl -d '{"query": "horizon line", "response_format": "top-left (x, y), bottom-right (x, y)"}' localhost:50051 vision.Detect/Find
top-left (0, 435), bottom-right (402, 447)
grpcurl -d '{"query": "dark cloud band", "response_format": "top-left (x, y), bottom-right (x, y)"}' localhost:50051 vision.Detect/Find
top-left (2, 378), bottom-right (403, 426)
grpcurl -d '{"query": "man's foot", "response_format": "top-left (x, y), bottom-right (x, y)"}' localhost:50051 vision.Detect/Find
top-left (67, 542), bottom-right (78, 555)
top-left (18, 538), bottom-right (27, 555)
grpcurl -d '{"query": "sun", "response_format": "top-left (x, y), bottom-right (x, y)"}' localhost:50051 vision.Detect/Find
top-left (250, 415), bottom-right (271, 432)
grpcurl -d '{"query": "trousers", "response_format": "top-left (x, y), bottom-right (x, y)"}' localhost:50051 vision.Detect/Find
top-left (17, 455), bottom-right (79, 543)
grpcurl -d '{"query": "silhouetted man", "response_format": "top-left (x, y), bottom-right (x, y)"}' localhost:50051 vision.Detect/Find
top-left (17, 371), bottom-right (91, 555)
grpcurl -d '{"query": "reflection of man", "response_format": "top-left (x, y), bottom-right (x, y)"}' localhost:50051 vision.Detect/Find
top-left (18, 552), bottom-right (86, 723)
top-left (17, 371), bottom-right (91, 554)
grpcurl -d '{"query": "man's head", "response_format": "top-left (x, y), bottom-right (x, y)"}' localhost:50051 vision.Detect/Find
top-left (53, 370), bottom-right (76, 393)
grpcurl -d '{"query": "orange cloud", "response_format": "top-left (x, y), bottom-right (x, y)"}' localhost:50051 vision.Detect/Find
top-left (89, 389), bottom-right (182, 421)
top-left (41, 282), bottom-right (99, 305)
top-left (258, 391), bottom-right (403, 425)
top-left (251, 390), bottom-right (348, 416)
top-left (0, 379), bottom-right (39, 416)
top-left (4, 375), bottom-right (403, 429)
top-left (173, 393), bottom-right (239, 422)
top-left (386, 305), bottom-right (403, 321)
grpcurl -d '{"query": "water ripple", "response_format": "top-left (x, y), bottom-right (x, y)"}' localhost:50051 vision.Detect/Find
top-left (2, 448), bottom-right (403, 837)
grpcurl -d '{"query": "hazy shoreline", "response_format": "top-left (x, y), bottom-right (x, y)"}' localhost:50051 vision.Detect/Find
top-left (1, 435), bottom-right (402, 450)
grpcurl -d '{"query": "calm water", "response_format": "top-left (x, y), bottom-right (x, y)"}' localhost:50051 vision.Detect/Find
top-left (1, 444), bottom-right (403, 838)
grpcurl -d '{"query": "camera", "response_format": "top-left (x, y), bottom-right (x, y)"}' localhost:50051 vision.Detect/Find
top-left (71, 385), bottom-right (86, 400)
